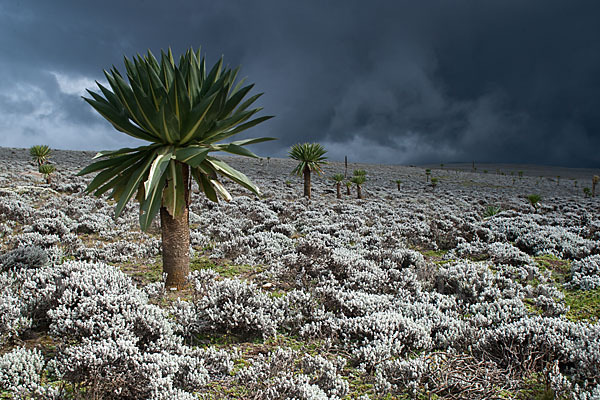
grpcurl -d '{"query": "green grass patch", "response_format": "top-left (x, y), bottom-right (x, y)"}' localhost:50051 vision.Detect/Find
top-left (515, 372), bottom-right (559, 400)
top-left (535, 254), bottom-right (571, 284)
top-left (418, 249), bottom-right (455, 265)
top-left (202, 380), bottom-right (251, 398)
top-left (190, 255), bottom-right (264, 278)
top-left (118, 258), bottom-right (163, 284)
top-left (563, 288), bottom-right (600, 322)
top-left (523, 298), bottom-right (543, 316)
top-left (421, 249), bottom-right (448, 258)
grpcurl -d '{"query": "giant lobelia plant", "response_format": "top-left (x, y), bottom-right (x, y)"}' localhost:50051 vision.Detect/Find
top-left (78, 48), bottom-right (273, 288)
top-left (289, 142), bottom-right (327, 199)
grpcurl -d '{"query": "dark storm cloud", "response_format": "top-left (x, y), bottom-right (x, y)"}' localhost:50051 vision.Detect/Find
top-left (0, 0), bottom-right (598, 167)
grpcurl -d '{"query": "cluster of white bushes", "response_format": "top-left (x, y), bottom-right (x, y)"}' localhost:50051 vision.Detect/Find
top-left (0, 150), bottom-right (599, 398)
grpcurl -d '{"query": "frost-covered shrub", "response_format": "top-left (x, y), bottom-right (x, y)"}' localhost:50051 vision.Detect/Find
top-left (236, 348), bottom-right (348, 400)
top-left (476, 316), bottom-right (600, 383)
top-left (99, 238), bottom-right (161, 263)
top-left (0, 221), bottom-right (12, 237)
top-left (74, 212), bottom-right (113, 234)
top-left (26, 217), bottom-right (71, 237)
top-left (0, 274), bottom-right (31, 342)
top-left (56, 337), bottom-right (210, 399)
top-left (468, 297), bottom-right (528, 328)
top-left (271, 222), bottom-right (296, 237)
top-left (0, 245), bottom-right (48, 271)
top-left (189, 230), bottom-right (210, 249)
top-left (0, 191), bottom-right (34, 222)
top-left (54, 181), bottom-right (86, 193)
top-left (515, 226), bottom-right (599, 259)
top-left (213, 231), bottom-right (294, 265)
top-left (0, 261), bottom-right (237, 399)
top-left (144, 279), bottom-right (166, 298)
top-left (435, 261), bottom-right (503, 304)
top-left (375, 352), bottom-right (513, 398)
top-left (8, 232), bottom-right (60, 249)
top-left (375, 356), bottom-right (427, 395)
top-left (279, 289), bottom-right (326, 333)
top-left (429, 216), bottom-right (475, 250)
top-left (568, 255), bottom-right (600, 290)
top-left (448, 240), bottom-right (534, 266)
top-left (47, 262), bottom-right (177, 347)
top-left (327, 311), bottom-right (433, 368)
top-left (172, 270), bottom-right (283, 338)
top-left (526, 284), bottom-right (568, 317)
top-left (0, 347), bottom-right (56, 398)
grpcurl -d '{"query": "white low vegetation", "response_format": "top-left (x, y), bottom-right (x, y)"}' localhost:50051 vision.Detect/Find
top-left (0, 147), bottom-right (599, 398)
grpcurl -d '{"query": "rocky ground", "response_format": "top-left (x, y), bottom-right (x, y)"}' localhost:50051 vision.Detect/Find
top-left (1, 146), bottom-right (599, 399)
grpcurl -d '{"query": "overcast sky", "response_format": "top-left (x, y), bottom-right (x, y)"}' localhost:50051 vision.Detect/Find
top-left (1, 0), bottom-right (599, 167)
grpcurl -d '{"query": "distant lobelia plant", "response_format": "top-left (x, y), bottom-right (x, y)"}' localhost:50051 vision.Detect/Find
top-left (527, 194), bottom-right (542, 211)
top-left (78, 48), bottom-right (274, 288)
top-left (330, 173), bottom-right (344, 199)
top-left (38, 164), bottom-right (56, 184)
top-left (593, 175), bottom-right (599, 197)
top-left (430, 177), bottom-right (439, 189)
top-left (344, 155), bottom-right (348, 178)
top-left (345, 180), bottom-right (352, 195)
top-left (350, 169), bottom-right (366, 199)
top-left (29, 145), bottom-right (51, 167)
top-left (483, 205), bottom-right (501, 218)
top-left (518, 171), bottom-right (523, 179)
top-left (289, 143), bottom-right (327, 199)
top-left (583, 187), bottom-right (592, 198)
top-left (425, 169), bottom-right (431, 182)
top-left (394, 179), bottom-right (402, 191)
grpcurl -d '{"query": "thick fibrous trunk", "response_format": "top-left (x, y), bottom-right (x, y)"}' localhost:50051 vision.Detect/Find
top-left (336, 183), bottom-right (341, 199)
top-left (357, 184), bottom-right (362, 199)
top-left (346, 185), bottom-right (351, 195)
top-left (303, 166), bottom-right (311, 198)
top-left (397, 183), bottom-right (400, 191)
top-left (161, 163), bottom-right (190, 289)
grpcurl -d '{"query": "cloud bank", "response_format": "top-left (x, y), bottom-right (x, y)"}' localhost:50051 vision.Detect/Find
top-left (0, 0), bottom-right (598, 167)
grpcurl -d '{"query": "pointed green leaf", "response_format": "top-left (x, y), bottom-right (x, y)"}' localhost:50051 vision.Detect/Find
top-left (175, 146), bottom-right (210, 168)
top-left (210, 178), bottom-right (232, 201)
top-left (78, 152), bottom-right (142, 176)
top-left (94, 172), bottom-right (129, 198)
top-left (144, 146), bottom-right (173, 199)
top-left (229, 137), bottom-right (277, 147)
top-left (235, 93), bottom-right (262, 113)
top-left (162, 160), bottom-right (186, 217)
top-left (114, 151), bottom-right (156, 218)
top-left (205, 157), bottom-right (260, 196)
top-left (205, 115), bottom-right (274, 144)
top-left (192, 168), bottom-right (218, 203)
top-left (92, 144), bottom-right (157, 159)
top-left (178, 91), bottom-right (218, 144)
top-left (139, 171), bottom-right (167, 231)
top-left (213, 143), bottom-right (259, 158)
top-left (221, 84), bottom-right (254, 118)
top-left (83, 97), bottom-right (156, 142)
top-left (84, 154), bottom-right (145, 194)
